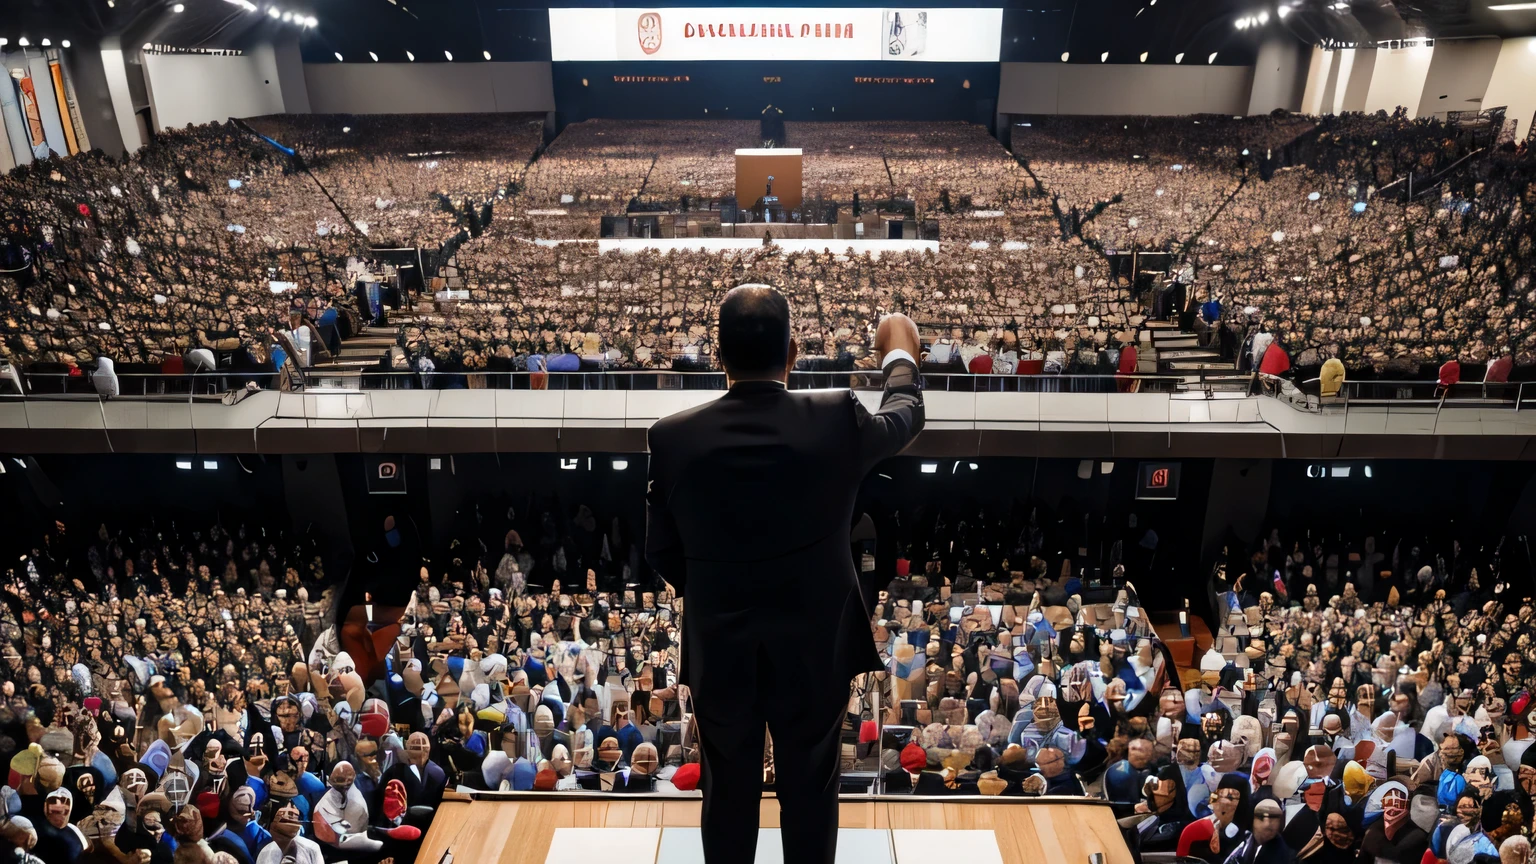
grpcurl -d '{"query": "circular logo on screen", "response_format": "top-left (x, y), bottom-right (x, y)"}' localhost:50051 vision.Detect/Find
top-left (638, 12), bottom-right (663, 55)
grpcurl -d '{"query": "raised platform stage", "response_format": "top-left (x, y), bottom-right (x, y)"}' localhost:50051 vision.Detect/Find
top-left (417, 793), bottom-right (1131, 864)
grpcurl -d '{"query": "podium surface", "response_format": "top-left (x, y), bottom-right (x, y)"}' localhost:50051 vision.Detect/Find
top-left (416, 793), bottom-right (1132, 864)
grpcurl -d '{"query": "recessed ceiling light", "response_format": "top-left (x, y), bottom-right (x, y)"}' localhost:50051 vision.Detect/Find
top-left (18, 37), bottom-right (29, 45)
top-left (61, 39), bottom-right (71, 47)
top-left (1174, 52), bottom-right (1184, 62)
top-left (268, 6), bottom-right (279, 17)
top-left (333, 51), bottom-right (343, 60)
top-left (1140, 51), bottom-right (1148, 61)
top-left (444, 50), bottom-right (453, 60)
top-left (282, 11), bottom-right (293, 21)
top-left (1101, 51), bottom-right (1109, 61)
top-left (173, 2), bottom-right (185, 11)
top-left (405, 50), bottom-right (415, 60)
top-left (483, 50), bottom-right (491, 60)
top-left (1278, 6), bottom-right (1292, 17)
top-left (1209, 51), bottom-right (1218, 62)
top-left (1060, 51), bottom-right (1069, 61)
top-left (305, 16), bottom-right (316, 26)
top-left (0, 39), bottom-right (8, 47)
top-left (369, 51), bottom-right (378, 60)
top-left (41, 38), bottom-right (51, 45)
top-left (1258, 10), bottom-right (1270, 23)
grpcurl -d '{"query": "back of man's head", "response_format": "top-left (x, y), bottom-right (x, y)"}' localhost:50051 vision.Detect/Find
top-left (718, 285), bottom-right (791, 379)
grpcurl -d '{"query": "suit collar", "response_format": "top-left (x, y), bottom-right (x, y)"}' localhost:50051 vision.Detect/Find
top-left (727, 379), bottom-right (787, 395)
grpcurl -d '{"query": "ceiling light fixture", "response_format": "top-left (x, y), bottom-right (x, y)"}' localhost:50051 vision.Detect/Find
top-left (1258, 10), bottom-right (1270, 23)
top-left (444, 49), bottom-right (453, 60)
top-left (1209, 51), bottom-right (1218, 62)
top-left (1060, 51), bottom-right (1070, 61)
top-left (18, 37), bottom-right (29, 45)
top-left (333, 51), bottom-right (343, 60)
top-left (61, 39), bottom-right (71, 47)
top-left (1101, 51), bottom-right (1109, 61)
top-left (369, 51), bottom-right (378, 60)
top-left (483, 49), bottom-right (491, 60)
top-left (1174, 51), bottom-right (1184, 62)
top-left (405, 50), bottom-right (415, 60)
top-left (173, 2), bottom-right (185, 11)
top-left (268, 7), bottom-right (280, 17)
top-left (282, 11), bottom-right (293, 21)
top-left (1140, 51), bottom-right (1148, 61)
top-left (1278, 5), bottom-right (1291, 17)
top-left (1488, 3), bottom-right (1536, 8)
top-left (0, 39), bottom-right (8, 47)
top-left (41, 38), bottom-right (51, 45)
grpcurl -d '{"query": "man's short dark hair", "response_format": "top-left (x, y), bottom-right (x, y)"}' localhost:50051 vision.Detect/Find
top-left (718, 285), bottom-right (790, 377)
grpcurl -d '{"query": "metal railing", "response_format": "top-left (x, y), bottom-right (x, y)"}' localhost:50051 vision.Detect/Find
top-left (0, 369), bottom-right (1194, 398)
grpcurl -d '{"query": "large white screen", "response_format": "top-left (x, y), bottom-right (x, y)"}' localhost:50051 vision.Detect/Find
top-left (548, 8), bottom-right (1002, 62)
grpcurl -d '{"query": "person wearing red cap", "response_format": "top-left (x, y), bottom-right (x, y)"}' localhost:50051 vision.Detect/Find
top-left (645, 294), bottom-right (923, 864)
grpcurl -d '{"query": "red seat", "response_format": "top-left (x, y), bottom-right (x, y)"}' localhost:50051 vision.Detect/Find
top-left (1015, 358), bottom-right (1045, 375)
top-left (1438, 360), bottom-right (1461, 387)
top-left (161, 356), bottom-right (185, 375)
top-left (1117, 345), bottom-right (1139, 375)
top-left (1259, 344), bottom-right (1291, 376)
top-left (968, 355), bottom-right (994, 374)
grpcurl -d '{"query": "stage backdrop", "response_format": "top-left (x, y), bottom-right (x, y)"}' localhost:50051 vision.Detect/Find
top-left (735, 148), bottom-right (803, 212)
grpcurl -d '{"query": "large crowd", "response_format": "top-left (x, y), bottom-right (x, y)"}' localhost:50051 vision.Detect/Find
top-left (2, 482), bottom-right (1536, 863)
top-left (1, 111), bottom-right (1533, 380)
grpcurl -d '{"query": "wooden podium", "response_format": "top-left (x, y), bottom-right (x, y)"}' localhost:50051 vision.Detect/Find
top-left (416, 792), bottom-right (1133, 864)
top-left (735, 149), bottom-right (803, 219)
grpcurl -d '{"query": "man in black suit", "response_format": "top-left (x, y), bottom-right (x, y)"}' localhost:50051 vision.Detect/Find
top-left (646, 285), bottom-right (924, 864)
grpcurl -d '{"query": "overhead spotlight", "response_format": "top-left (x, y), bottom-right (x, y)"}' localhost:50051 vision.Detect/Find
top-left (143, 42), bottom-right (152, 49)
top-left (1363, 465), bottom-right (1373, 478)
top-left (282, 11), bottom-right (293, 21)
top-left (0, 39), bottom-right (7, 46)
top-left (268, 6), bottom-right (280, 17)
top-left (304, 15), bottom-right (317, 25)
top-left (1140, 51), bottom-right (1149, 61)
top-left (1060, 51), bottom-right (1070, 61)
top-left (368, 51), bottom-right (378, 61)
top-left (61, 39), bottom-right (70, 47)
top-left (612, 459), bottom-right (629, 471)
top-left (1101, 51), bottom-right (1109, 61)
top-left (1208, 51), bottom-right (1218, 62)
top-left (920, 462), bottom-right (939, 475)
top-left (175, 460), bottom-right (193, 470)
top-left (483, 50), bottom-right (491, 60)
top-left (41, 38), bottom-right (51, 46)
top-left (173, 2), bottom-right (185, 11)
top-left (18, 37), bottom-right (29, 46)
top-left (444, 50), bottom-right (453, 60)
top-left (202, 460), bottom-right (218, 470)
top-left (1174, 51), bottom-right (1184, 62)
top-left (405, 50), bottom-right (415, 60)
top-left (1278, 5), bottom-right (1291, 17)
top-left (333, 51), bottom-right (343, 60)
top-left (1258, 10), bottom-right (1269, 23)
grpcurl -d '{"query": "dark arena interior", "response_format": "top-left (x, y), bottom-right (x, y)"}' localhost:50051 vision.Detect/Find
top-left (3, 0), bottom-right (1536, 861)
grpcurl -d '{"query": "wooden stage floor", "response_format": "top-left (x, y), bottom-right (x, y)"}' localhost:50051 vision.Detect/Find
top-left (417, 793), bottom-right (1132, 864)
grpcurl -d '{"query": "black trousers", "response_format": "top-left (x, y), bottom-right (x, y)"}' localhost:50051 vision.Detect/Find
top-left (693, 644), bottom-right (846, 864)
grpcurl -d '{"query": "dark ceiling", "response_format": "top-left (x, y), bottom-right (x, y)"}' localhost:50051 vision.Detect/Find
top-left (1, 0), bottom-right (1530, 70)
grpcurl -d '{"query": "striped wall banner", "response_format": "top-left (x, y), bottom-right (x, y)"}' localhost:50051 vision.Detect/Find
top-left (55, 51), bottom-right (92, 152)
top-left (0, 71), bottom-right (32, 165)
top-left (15, 70), bottom-right (49, 157)
top-left (0, 106), bottom-right (15, 173)
top-left (48, 60), bottom-right (79, 155)
top-left (27, 57), bottom-right (71, 158)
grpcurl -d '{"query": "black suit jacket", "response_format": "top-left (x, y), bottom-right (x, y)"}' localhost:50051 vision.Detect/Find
top-left (645, 360), bottom-right (924, 695)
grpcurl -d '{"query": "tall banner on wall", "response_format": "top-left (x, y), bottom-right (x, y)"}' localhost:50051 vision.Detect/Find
top-left (0, 70), bottom-right (32, 166)
top-left (47, 60), bottom-right (79, 156)
top-left (549, 7), bottom-right (1002, 62)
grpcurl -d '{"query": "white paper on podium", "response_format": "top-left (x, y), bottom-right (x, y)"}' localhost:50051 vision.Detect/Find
top-left (547, 828), bottom-right (663, 864)
top-left (656, 828), bottom-right (892, 864)
top-left (891, 830), bottom-right (1002, 864)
